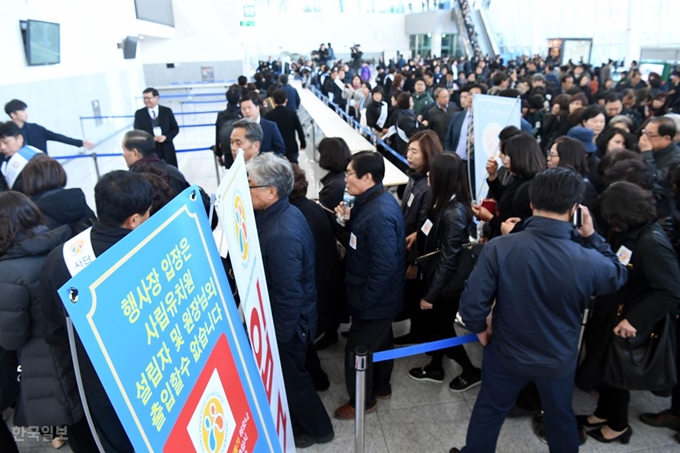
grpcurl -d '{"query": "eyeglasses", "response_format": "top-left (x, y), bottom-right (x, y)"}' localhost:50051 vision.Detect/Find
top-left (345, 170), bottom-right (356, 178)
top-left (249, 185), bottom-right (268, 189)
top-left (643, 129), bottom-right (661, 139)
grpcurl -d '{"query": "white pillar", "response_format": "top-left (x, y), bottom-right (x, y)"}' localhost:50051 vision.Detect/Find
top-left (624, 0), bottom-right (641, 67)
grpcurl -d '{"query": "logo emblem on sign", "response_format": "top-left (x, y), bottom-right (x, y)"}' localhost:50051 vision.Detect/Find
top-left (71, 239), bottom-right (85, 256)
top-left (233, 194), bottom-right (249, 263)
top-left (201, 397), bottom-right (226, 453)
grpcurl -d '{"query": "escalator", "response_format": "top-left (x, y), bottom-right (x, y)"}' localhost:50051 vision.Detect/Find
top-left (470, 8), bottom-right (497, 58)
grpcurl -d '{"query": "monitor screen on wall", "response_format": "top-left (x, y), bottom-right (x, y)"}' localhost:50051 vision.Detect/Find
top-left (21, 20), bottom-right (60, 66)
top-left (134, 0), bottom-right (175, 27)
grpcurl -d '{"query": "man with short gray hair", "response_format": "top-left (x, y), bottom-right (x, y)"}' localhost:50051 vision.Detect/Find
top-left (246, 153), bottom-right (334, 448)
top-left (230, 119), bottom-right (263, 162)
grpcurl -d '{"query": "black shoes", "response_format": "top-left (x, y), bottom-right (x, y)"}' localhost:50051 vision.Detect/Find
top-left (294, 431), bottom-right (335, 449)
top-left (639, 409), bottom-right (680, 431)
top-left (532, 413), bottom-right (587, 446)
top-left (587, 426), bottom-right (633, 444)
top-left (576, 414), bottom-right (607, 428)
top-left (449, 370), bottom-right (481, 392)
top-left (314, 332), bottom-right (338, 351)
top-left (408, 365), bottom-right (445, 383)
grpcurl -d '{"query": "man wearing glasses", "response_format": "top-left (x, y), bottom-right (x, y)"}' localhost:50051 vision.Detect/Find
top-left (133, 87), bottom-right (180, 168)
top-left (639, 117), bottom-right (680, 188)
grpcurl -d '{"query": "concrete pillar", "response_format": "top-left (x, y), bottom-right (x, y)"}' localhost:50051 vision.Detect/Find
top-left (624, 0), bottom-right (641, 67)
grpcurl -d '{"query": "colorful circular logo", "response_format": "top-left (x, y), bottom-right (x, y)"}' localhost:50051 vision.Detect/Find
top-left (201, 397), bottom-right (226, 453)
top-left (233, 195), bottom-right (249, 262)
top-left (70, 239), bottom-right (84, 256)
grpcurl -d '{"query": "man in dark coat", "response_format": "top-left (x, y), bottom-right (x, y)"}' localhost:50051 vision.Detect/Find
top-left (639, 117), bottom-right (680, 190)
top-left (422, 87), bottom-right (459, 146)
top-left (240, 92), bottom-right (285, 156)
top-left (133, 88), bottom-right (180, 168)
top-left (4, 99), bottom-right (95, 154)
top-left (265, 90), bottom-right (306, 164)
top-left (40, 171), bottom-right (154, 453)
top-left (450, 168), bottom-right (628, 453)
top-left (333, 151), bottom-right (406, 420)
top-left (278, 74), bottom-right (301, 111)
top-left (247, 153), bottom-right (334, 449)
top-left (214, 85), bottom-right (243, 168)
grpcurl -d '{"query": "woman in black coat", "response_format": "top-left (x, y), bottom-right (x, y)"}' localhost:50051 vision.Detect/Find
top-left (408, 153), bottom-right (481, 390)
top-left (546, 137), bottom-right (599, 210)
top-left (290, 165), bottom-right (344, 382)
top-left (0, 192), bottom-right (97, 452)
top-left (397, 131), bottom-right (441, 344)
top-left (473, 133), bottom-right (546, 238)
top-left (577, 182), bottom-right (680, 444)
top-left (22, 155), bottom-right (96, 234)
top-left (318, 137), bottom-right (351, 213)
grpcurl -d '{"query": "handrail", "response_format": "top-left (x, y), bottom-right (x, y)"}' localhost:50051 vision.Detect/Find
top-left (80, 110), bottom-right (223, 120)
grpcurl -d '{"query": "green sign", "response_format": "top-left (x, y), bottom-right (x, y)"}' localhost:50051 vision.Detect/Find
top-left (240, 20), bottom-right (255, 27)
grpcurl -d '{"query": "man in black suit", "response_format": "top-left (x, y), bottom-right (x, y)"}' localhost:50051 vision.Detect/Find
top-left (133, 87), bottom-right (180, 168)
top-left (265, 90), bottom-right (306, 163)
top-left (240, 92), bottom-right (285, 156)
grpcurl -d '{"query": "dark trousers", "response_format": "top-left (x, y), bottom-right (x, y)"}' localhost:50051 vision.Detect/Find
top-left (345, 318), bottom-right (394, 407)
top-left (278, 337), bottom-right (333, 438)
top-left (672, 317), bottom-right (680, 416)
top-left (285, 148), bottom-right (299, 164)
top-left (462, 346), bottom-right (579, 453)
top-left (0, 420), bottom-right (18, 453)
top-left (594, 383), bottom-right (630, 432)
top-left (65, 417), bottom-right (100, 453)
top-left (305, 342), bottom-right (329, 390)
top-left (85, 388), bottom-right (134, 453)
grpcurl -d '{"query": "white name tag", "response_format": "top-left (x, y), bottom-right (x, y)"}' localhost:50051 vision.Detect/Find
top-left (616, 245), bottom-right (633, 266)
top-left (153, 126), bottom-right (162, 137)
top-left (421, 219), bottom-right (433, 236)
top-left (349, 233), bottom-right (357, 250)
top-left (407, 193), bottom-right (415, 208)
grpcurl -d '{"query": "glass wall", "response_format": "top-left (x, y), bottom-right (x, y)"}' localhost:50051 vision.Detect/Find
top-left (410, 34), bottom-right (433, 58)
top-left (255, 0), bottom-right (451, 13)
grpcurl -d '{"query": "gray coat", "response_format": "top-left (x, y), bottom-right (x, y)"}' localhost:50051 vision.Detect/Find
top-left (0, 225), bottom-right (83, 426)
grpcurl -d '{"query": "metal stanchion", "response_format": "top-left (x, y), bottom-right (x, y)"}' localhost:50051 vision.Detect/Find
top-left (311, 119), bottom-right (317, 162)
top-left (354, 347), bottom-right (368, 453)
top-left (213, 154), bottom-right (221, 184)
top-left (91, 153), bottom-right (101, 180)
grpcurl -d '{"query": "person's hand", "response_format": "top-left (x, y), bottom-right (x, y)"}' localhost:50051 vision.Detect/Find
top-left (300, 147), bottom-right (306, 152)
top-left (405, 232), bottom-right (417, 250)
top-left (501, 217), bottom-right (521, 235)
top-left (417, 114), bottom-right (423, 123)
top-left (217, 156), bottom-right (225, 166)
top-left (638, 133), bottom-right (653, 153)
top-left (420, 299), bottom-right (433, 310)
top-left (577, 205), bottom-right (595, 238)
top-left (406, 265), bottom-right (418, 280)
top-left (334, 202), bottom-right (351, 221)
top-left (477, 322), bottom-right (492, 345)
top-left (421, 119), bottom-right (429, 127)
top-left (82, 140), bottom-right (95, 150)
top-left (486, 157), bottom-right (499, 180)
top-left (614, 319), bottom-right (637, 338)
top-left (472, 205), bottom-right (493, 222)
top-left (154, 135), bottom-right (167, 143)
top-left (551, 103), bottom-right (560, 115)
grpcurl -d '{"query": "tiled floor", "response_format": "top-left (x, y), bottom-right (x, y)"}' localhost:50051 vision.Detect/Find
top-left (10, 94), bottom-right (680, 452)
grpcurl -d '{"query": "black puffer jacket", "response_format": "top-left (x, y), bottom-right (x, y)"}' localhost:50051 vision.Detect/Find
top-left (0, 225), bottom-right (82, 426)
top-left (401, 171), bottom-right (431, 236)
top-left (416, 199), bottom-right (470, 302)
top-left (32, 188), bottom-right (96, 234)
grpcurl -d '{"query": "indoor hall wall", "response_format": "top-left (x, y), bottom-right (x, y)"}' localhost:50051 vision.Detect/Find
top-left (0, 0), bottom-right (147, 158)
top-left (139, 0), bottom-right (409, 84)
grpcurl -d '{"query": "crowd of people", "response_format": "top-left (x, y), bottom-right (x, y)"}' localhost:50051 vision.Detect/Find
top-left (3, 45), bottom-right (680, 453)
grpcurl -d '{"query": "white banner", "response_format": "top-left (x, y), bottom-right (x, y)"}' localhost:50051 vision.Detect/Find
top-left (215, 152), bottom-right (295, 452)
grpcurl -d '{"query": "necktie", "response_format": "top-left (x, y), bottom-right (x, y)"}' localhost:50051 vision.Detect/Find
top-left (152, 110), bottom-right (157, 126)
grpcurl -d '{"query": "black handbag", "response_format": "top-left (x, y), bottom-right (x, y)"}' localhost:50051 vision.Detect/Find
top-left (604, 305), bottom-right (677, 393)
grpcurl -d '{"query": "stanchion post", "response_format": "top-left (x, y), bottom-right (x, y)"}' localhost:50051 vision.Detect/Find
top-left (91, 153), bottom-right (101, 180)
top-left (311, 119), bottom-right (317, 162)
top-left (213, 154), bottom-right (221, 185)
top-left (355, 347), bottom-right (368, 453)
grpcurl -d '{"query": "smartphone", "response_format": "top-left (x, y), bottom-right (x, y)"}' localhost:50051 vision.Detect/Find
top-left (572, 207), bottom-right (583, 228)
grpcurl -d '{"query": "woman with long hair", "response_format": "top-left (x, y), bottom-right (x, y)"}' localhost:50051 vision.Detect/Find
top-left (407, 153), bottom-right (481, 391)
top-left (396, 130), bottom-right (442, 345)
top-left (474, 133), bottom-right (546, 238)
top-left (547, 137), bottom-right (598, 209)
top-left (0, 192), bottom-right (97, 452)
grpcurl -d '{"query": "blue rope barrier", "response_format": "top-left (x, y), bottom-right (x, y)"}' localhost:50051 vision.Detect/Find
top-left (180, 123), bottom-right (213, 128)
top-left (80, 111), bottom-right (222, 121)
top-left (373, 334), bottom-right (479, 363)
top-left (50, 147), bottom-right (211, 161)
top-left (181, 100), bottom-right (225, 105)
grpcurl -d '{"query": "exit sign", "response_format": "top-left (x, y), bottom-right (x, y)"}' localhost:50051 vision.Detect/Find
top-left (240, 20), bottom-right (255, 27)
